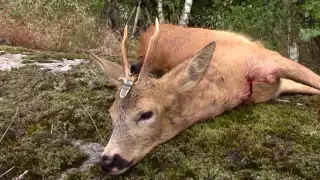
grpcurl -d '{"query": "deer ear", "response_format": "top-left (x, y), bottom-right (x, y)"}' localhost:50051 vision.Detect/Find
top-left (90, 53), bottom-right (123, 87)
top-left (170, 41), bottom-right (216, 93)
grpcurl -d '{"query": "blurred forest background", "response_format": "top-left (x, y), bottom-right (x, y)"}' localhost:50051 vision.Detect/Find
top-left (0, 0), bottom-right (319, 73)
top-left (1, 0), bottom-right (319, 64)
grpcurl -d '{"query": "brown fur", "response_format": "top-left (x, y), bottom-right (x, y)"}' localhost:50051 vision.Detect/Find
top-left (135, 24), bottom-right (263, 75)
top-left (90, 23), bottom-right (320, 175)
top-left (135, 24), bottom-right (320, 100)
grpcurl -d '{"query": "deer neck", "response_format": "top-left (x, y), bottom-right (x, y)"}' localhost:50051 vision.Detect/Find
top-left (168, 65), bottom-right (252, 131)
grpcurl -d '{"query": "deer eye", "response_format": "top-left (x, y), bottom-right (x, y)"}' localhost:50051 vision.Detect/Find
top-left (138, 111), bottom-right (154, 121)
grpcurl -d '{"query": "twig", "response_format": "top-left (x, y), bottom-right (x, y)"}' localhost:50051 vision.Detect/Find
top-left (50, 124), bottom-right (54, 134)
top-left (131, 0), bottom-right (141, 38)
top-left (14, 170), bottom-right (28, 180)
top-left (144, 7), bottom-right (152, 24)
top-left (76, 98), bottom-right (105, 144)
top-left (274, 99), bottom-right (290, 103)
top-left (0, 107), bottom-right (19, 143)
top-left (0, 166), bottom-right (15, 179)
top-left (126, 6), bottom-right (137, 25)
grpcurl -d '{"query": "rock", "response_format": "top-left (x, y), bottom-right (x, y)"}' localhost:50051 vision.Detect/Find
top-left (0, 37), bottom-right (13, 46)
top-left (0, 53), bottom-right (87, 72)
top-left (58, 140), bottom-right (104, 180)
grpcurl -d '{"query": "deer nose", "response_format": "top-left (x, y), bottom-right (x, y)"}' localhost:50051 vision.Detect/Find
top-left (130, 61), bottom-right (142, 75)
top-left (100, 154), bottom-right (131, 173)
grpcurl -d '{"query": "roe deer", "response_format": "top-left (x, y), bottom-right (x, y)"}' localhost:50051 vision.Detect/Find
top-left (90, 19), bottom-right (320, 175)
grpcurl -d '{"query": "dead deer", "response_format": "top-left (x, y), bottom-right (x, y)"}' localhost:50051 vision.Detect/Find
top-left (90, 19), bottom-right (320, 175)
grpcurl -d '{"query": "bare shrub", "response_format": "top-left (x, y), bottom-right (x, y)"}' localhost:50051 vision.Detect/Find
top-left (0, 1), bottom-right (120, 55)
top-left (0, 17), bottom-right (42, 49)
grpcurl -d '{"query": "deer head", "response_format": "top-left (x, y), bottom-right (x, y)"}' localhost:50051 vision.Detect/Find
top-left (90, 19), bottom-right (216, 175)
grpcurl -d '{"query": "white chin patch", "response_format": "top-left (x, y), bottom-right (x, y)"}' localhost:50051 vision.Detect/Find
top-left (109, 166), bottom-right (131, 175)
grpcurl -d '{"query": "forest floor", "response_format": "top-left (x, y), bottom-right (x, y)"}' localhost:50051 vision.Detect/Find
top-left (1, 45), bottom-right (320, 180)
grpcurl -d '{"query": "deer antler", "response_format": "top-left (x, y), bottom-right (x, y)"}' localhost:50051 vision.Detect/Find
top-left (117, 24), bottom-right (136, 98)
top-left (136, 18), bottom-right (160, 83)
top-left (121, 24), bottom-right (130, 78)
top-left (118, 19), bottom-right (159, 97)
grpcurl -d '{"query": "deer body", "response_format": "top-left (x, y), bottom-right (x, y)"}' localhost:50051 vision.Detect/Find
top-left (89, 20), bottom-right (320, 175)
top-left (135, 24), bottom-right (320, 104)
top-left (132, 24), bottom-right (260, 75)
top-left (163, 45), bottom-right (278, 128)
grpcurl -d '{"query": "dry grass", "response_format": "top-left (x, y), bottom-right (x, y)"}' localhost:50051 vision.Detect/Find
top-left (0, 0), bottom-right (120, 55)
top-left (0, 18), bottom-right (42, 49)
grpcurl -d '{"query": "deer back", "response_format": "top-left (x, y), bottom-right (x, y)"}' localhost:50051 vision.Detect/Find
top-left (134, 24), bottom-right (262, 76)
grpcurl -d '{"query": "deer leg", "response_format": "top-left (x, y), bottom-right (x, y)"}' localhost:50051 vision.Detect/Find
top-left (275, 55), bottom-right (320, 91)
top-left (276, 78), bottom-right (320, 96)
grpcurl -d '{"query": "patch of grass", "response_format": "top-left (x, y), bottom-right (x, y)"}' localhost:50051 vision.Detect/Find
top-left (0, 45), bottom-right (30, 54)
top-left (22, 51), bottom-right (89, 63)
top-left (0, 45), bottom-right (90, 63)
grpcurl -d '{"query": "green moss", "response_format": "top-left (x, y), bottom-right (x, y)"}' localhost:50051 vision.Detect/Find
top-left (23, 51), bottom-right (89, 62)
top-left (0, 61), bottom-right (113, 179)
top-left (1, 49), bottom-right (320, 179)
top-left (0, 45), bottom-right (30, 54)
top-left (64, 165), bottom-right (103, 180)
top-left (0, 131), bottom-right (88, 179)
top-left (0, 44), bottom-right (91, 64)
top-left (63, 96), bottom-right (320, 180)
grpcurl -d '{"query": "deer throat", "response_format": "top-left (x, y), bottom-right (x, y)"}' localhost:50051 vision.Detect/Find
top-left (238, 78), bottom-right (254, 106)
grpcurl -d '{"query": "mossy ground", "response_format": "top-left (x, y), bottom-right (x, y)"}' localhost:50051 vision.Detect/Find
top-left (0, 45), bottom-right (89, 64)
top-left (0, 45), bottom-right (30, 54)
top-left (1, 46), bottom-right (320, 180)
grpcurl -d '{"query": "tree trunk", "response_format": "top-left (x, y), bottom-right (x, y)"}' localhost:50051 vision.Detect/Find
top-left (126, 6), bottom-right (137, 25)
top-left (145, 7), bottom-right (152, 24)
top-left (283, 0), bottom-right (299, 62)
top-left (179, 0), bottom-right (193, 26)
top-left (131, 0), bottom-right (141, 38)
top-left (289, 42), bottom-right (299, 62)
top-left (104, 0), bottom-right (118, 30)
top-left (157, 0), bottom-right (165, 23)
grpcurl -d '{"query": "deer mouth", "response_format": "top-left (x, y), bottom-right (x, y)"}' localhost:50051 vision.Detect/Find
top-left (100, 154), bottom-right (133, 175)
top-left (108, 165), bottom-right (132, 175)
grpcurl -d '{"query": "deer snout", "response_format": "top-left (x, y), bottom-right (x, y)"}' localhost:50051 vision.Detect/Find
top-left (130, 61), bottom-right (142, 75)
top-left (100, 154), bottom-right (132, 174)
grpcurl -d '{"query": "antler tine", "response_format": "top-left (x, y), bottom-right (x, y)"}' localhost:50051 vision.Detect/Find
top-left (137, 18), bottom-right (160, 83)
top-left (121, 24), bottom-right (130, 78)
